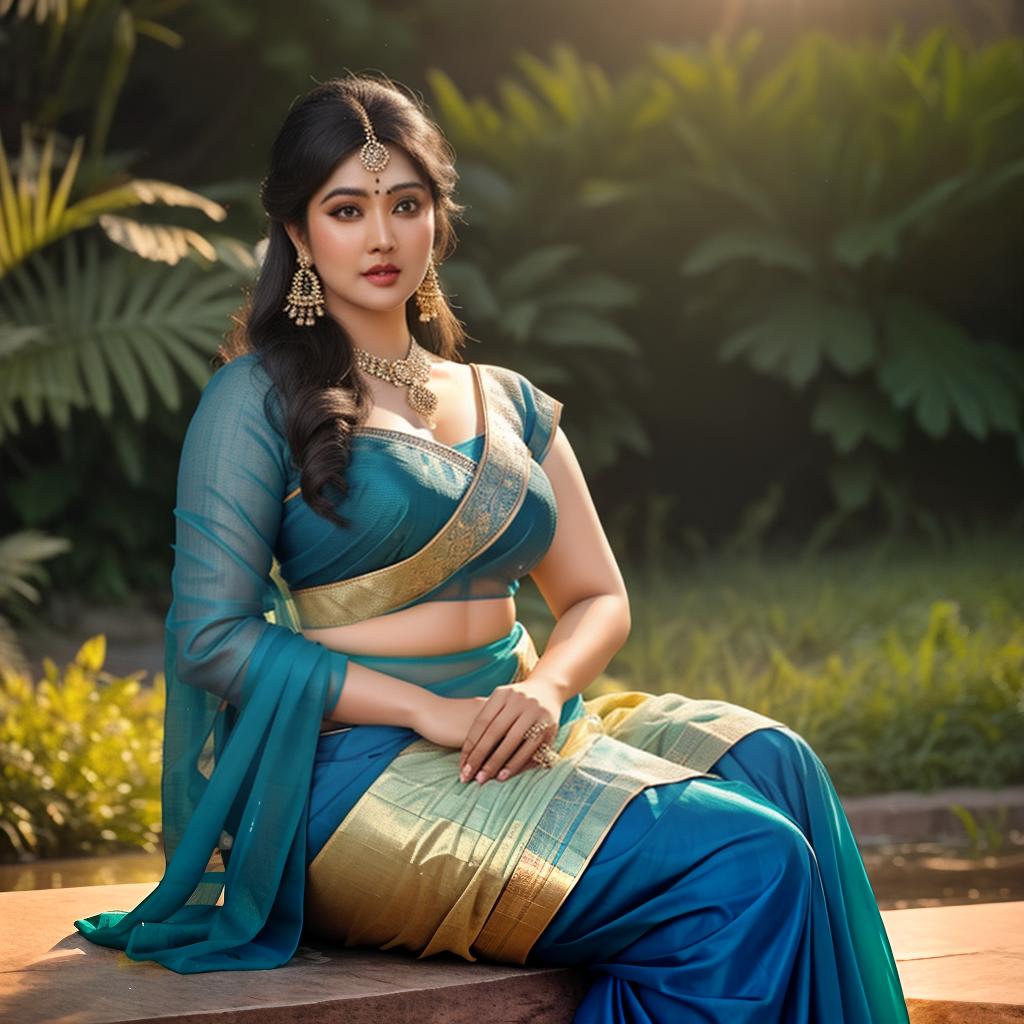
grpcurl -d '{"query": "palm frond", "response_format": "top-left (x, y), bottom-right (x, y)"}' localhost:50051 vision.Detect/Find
top-left (0, 0), bottom-right (91, 25)
top-left (0, 126), bottom-right (229, 275)
top-left (0, 232), bottom-right (244, 438)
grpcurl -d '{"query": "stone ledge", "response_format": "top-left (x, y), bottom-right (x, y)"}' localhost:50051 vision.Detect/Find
top-left (841, 785), bottom-right (1024, 844)
top-left (0, 884), bottom-right (1021, 1023)
top-left (0, 883), bottom-right (590, 1024)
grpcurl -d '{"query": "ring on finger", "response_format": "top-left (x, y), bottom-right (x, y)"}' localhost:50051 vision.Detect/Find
top-left (522, 719), bottom-right (554, 742)
top-left (530, 742), bottom-right (559, 768)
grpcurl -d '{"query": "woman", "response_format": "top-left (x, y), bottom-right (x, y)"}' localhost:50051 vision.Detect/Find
top-left (75, 73), bottom-right (909, 1022)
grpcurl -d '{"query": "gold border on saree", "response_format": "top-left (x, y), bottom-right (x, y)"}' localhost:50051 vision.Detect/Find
top-left (472, 701), bottom-right (788, 963)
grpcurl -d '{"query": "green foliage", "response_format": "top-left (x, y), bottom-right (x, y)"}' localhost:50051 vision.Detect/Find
top-left (0, 233), bottom-right (244, 440)
top-left (0, 529), bottom-right (72, 676)
top-left (0, 635), bottom-right (163, 862)
top-left (428, 53), bottom-right (651, 471)
top-left (0, 124), bottom-right (243, 280)
top-left (0, 0), bottom-right (260, 607)
top-left (583, 537), bottom-right (1024, 796)
top-left (949, 803), bottom-right (1009, 857)
top-left (656, 28), bottom-right (1024, 509)
top-left (878, 298), bottom-right (1022, 441)
top-left (0, 11), bottom-right (255, 439)
top-left (430, 29), bottom-right (1024, 525)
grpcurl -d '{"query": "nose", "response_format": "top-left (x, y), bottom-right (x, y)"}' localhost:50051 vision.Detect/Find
top-left (367, 202), bottom-right (396, 254)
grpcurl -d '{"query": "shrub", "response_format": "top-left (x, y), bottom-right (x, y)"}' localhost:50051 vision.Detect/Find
top-left (0, 635), bottom-right (163, 862)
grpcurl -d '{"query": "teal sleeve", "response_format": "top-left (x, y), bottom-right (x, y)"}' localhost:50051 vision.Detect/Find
top-left (168, 356), bottom-right (348, 714)
top-left (516, 372), bottom-right (563, 464)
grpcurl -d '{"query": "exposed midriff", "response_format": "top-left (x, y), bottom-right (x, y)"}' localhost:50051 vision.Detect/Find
top-left (300, 595), bottom-right (517, 656)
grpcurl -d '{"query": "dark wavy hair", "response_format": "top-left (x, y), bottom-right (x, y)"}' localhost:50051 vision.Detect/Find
top-left (216, 72), bottom-right (468, 528)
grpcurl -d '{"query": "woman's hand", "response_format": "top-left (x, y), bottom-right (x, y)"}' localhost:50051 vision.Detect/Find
top-left (458, 678), bottom-right (563, 785)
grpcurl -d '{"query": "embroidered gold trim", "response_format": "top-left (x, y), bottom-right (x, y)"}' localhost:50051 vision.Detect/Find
top-left (288, 363), bottom-right (532, 627)
top-left (352, 425), bottom-right (482, 471)
top-left (282, 429), bottom-right (480, 506)
top-left (511, 626), bottom-right (539, 682)
top-left (535, 398), bottom-right (562, 463)
top-left (471, 734), bottom-right (707, 964)
top-left (472, 366), bottom-right (561, 465)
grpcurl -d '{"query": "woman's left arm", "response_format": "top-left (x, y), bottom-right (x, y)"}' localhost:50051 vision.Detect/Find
top-left (458, 425), bottom-right (631, 782)
top-left (522, 424), bottom-right (631, 698)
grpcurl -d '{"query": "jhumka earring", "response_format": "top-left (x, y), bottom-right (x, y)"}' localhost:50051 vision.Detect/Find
top-left (283, 249), bottom-right (325, 326)
top-left (415, 253), bottom-right (445, 323)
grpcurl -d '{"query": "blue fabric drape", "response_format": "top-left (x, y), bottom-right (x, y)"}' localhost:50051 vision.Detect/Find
top-left (527, 728), bottom-right (910, 1023)
top-left (72, 352), bottom-right (562, 973)
top-left (304, 627), bottom-right (909, 1022)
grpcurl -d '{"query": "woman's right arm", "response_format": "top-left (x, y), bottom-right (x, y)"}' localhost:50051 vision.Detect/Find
top-left (171, 356), bottom-right (472, 743)
top-left (320, 661), bottom-right (470, 735)
top-left (168, 357), bottom-right (352, 713)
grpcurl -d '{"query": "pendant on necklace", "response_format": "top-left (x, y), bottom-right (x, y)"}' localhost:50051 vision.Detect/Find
top-left (408, 382), bottom-right (439, 422)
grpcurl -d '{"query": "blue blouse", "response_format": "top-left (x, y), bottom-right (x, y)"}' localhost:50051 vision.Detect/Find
top-left (267, 355), bottom-right (561, 607)
top-left (212, 351), bottom-right (560, 601)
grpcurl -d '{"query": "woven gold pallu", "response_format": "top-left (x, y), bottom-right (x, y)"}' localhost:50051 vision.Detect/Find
top-left (304, 626), bottom-right (787, 965)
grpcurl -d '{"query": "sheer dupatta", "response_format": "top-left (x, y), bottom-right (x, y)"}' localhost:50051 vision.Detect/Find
top-left (73, 354), bottom-right (537, 973)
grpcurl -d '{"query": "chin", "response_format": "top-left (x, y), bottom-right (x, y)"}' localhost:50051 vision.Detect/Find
top-left (356, 290), bottom-right (416, 310)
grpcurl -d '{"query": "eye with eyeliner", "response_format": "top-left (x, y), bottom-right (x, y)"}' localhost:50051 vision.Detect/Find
top-left (328, 197), bottom-right (420, 219)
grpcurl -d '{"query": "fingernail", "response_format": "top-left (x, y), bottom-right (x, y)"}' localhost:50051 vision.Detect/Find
top-left (460, 765), bottom-right (471, 782)
top-left (497, 769), bottom-right (509, 780)
top-left (475, 770), bottom-right (486, 783)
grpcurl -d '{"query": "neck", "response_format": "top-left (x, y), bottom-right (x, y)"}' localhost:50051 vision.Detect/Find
top-left (324, 294), bottom-right (412, 361)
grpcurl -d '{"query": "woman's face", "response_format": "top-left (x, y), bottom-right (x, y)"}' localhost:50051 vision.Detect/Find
top-left (286, 143), bottom-right (435, 318)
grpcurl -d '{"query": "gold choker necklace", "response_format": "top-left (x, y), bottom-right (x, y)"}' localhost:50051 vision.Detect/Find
top-left (352, 334), bottom-right (439, 425)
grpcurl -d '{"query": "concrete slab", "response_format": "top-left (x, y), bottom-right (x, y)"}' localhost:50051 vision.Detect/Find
top-left (887, 901), bottom-right (1024, 1024)
top-left (1, 884), bottom-right (1021, 1023)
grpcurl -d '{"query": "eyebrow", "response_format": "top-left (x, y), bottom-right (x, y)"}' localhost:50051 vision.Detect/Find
top-left (319, 181), bottom-right (427, 205)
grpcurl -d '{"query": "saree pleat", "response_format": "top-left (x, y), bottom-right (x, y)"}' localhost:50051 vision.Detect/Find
top-left (707, 728), bottom-right (908, 1020)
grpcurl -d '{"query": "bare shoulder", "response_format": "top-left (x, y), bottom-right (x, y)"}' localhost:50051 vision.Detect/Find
top-left (425, 354), bottom-right (474, 386)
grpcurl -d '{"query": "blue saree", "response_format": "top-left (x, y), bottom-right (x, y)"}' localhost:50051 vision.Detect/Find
top-left (74, 349), bottom-right (909, 1022)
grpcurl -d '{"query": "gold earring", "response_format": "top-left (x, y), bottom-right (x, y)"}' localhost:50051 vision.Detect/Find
top-left (284, 249), bottom-right (325, 326)
top-left (415, 253), bottom-right (445, 323)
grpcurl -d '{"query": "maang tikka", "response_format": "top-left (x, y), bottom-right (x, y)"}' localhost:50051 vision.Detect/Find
top-left (283, 98), bottom-right (446, 326)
